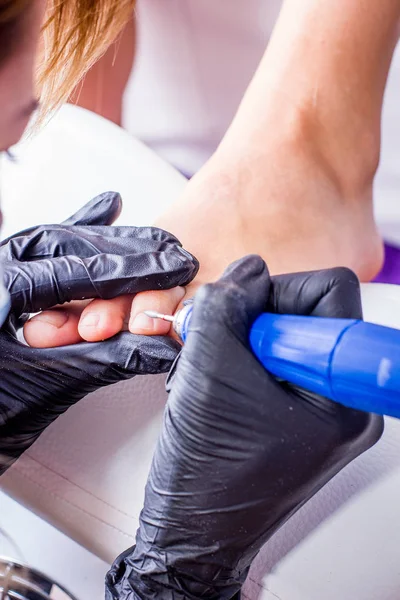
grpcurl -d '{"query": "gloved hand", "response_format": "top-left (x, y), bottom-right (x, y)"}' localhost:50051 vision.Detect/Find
top-left (0, 192), bottom-right (198, 474)
top-left (106, 256), bottom-right (383, 600)
top-left (2, 191), bottom-right (197, 316)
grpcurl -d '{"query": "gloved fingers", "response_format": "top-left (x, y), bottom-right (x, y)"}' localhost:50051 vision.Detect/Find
top-left (269, 267), bottom-right (362, 320)
top-left (81, 249), bottom-right (198, 296)
top-left (62, 224), bottom-right (194, 249)
top-left (189, 255), bottom-right (270, 346)
top-left (60, 192), bottom-right (122, 226)
top-left (28, 331), bottom-right (181, 381)
top-left (5, 256), bottom-right (94, 315)
top-left (111, 332), bottom-right (181, 376)
top-left (6, 247), bottom-right (197, 316)
top-left (3, 223), bottom-right (198, 265)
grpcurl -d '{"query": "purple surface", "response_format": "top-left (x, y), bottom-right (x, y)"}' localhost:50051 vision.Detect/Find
top-left (373, 243), bottom-right (400, 285)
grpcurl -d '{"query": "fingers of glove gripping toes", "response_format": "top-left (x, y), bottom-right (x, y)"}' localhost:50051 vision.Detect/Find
top-left (2, 331), bottom-right (181, 410)
top-left (60, 192), bottom-right (122, 226)
top-left (2, 220), bottom-right (198, 266)
top-left (5, 242), bottom-right (198, 317)
top-left (269, 267), bottom-right (362, 320)
top-left (41, 330), bottom-right (182, 381)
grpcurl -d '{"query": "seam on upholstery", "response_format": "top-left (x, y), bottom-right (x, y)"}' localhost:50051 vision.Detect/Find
top-left (11, 465), bottom-right (136, 541)
top-left (23, 453), bottom-right (136, 520)
top-left (248, 576), bottom-right (267, 591)
top-left (248, 576), bottom-right (282, 599)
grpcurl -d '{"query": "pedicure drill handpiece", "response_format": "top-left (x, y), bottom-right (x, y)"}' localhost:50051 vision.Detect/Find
top-left (144, 306), bottom-right (400, 419)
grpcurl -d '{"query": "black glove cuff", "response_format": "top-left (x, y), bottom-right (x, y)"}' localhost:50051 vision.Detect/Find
top-left (105, 545), bottom-right (244, 600)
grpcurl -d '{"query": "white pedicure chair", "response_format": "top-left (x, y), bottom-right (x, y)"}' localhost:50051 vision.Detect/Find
top-left (2, 105), bottom-right (400, 600)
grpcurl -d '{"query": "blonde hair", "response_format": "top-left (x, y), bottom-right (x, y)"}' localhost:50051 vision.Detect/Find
top-left (38, 0), bottom-right (135, 119)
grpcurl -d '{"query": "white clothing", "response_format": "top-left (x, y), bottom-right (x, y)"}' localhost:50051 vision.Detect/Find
top-left (122, 0), bottom-right (281, 175)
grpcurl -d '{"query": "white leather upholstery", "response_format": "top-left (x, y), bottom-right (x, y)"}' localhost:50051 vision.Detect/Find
top-left (2, 105), bottom-right (400, 599)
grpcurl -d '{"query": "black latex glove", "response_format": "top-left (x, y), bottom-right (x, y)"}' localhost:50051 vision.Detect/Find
top-left (106, 255), bottom-right (383, 600)
top-left (2, 192), bottom-right (197, 315)
top-left (0, 192), bottom-right (198, 474)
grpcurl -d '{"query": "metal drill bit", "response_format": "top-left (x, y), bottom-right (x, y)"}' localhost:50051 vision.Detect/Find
top-left (144, 310), bottom-right (175, 323)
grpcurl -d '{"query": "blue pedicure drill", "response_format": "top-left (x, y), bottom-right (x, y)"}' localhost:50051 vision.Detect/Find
top-left (145, 306), bottom-right (400, 419)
